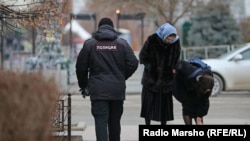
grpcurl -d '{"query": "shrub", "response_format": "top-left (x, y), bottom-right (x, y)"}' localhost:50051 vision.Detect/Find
top-left (0, 70), bottom-right (60, 141)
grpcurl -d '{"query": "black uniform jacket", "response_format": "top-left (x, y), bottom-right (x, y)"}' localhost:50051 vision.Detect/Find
top-left (76, 25), bottom-right (139, 100)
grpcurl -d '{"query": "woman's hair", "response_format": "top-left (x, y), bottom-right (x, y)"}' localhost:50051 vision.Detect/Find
top-left (196, 74), bottom-right (214, 96)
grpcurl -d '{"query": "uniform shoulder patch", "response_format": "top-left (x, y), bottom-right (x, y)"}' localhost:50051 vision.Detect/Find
top-left (95, 42), bottom-right (118, 52)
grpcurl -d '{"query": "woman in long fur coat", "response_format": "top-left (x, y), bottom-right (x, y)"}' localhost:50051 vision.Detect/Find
top-left (139, 23), bottom-right (181, 125)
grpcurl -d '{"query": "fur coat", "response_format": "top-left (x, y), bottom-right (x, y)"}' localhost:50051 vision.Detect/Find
top-left (139, 33), bottom-right (181, 94)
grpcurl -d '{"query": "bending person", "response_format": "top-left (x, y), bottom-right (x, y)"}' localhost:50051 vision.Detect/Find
top-left (174, 60), bottom-right (214, 125)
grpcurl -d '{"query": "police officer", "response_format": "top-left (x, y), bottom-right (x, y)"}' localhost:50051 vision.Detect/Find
top-left (76, 17), bottom-right (139, 141)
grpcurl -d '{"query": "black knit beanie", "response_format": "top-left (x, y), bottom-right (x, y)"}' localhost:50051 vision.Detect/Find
top-left (98, 17), bottom-right (114, 27)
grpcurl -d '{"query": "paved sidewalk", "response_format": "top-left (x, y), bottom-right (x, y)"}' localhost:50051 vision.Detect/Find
top-left (68, 92), bottom-right (250, 141)
top-left (80, 121), bottom-right (186, 141)
top-left (81, 125), bottom-right (139, 141)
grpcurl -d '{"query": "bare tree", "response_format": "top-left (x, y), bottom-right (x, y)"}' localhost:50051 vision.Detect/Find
top-left (0, 0), bottom-right (70, 69)
top-left (0, 0), bottom-right (68, 36)
top-left (125, 0), bottom-right (198, 26)
top-left (82, 0), bottom-right (201, 50)
top-left (85, 0), bottom-right (201, 27)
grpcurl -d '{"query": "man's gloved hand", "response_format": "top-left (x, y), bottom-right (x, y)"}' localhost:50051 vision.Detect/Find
top-left (79, 87), bottom-right (89, 98)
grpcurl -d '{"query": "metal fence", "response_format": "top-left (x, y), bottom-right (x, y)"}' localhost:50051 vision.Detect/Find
top-left (53, 93), bottom-right (72, 141)
top-left (181, 44), bottom-right (240, 60)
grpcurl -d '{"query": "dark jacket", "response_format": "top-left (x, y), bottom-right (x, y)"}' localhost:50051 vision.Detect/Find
top-left (139, 33), bottom-right (181, 93)
top-left (174, 60), bottom-right (201, 102)
top-left (174, 60), bottom-right (213, 117)
top-left (76, 25), bottom-right (139, 100)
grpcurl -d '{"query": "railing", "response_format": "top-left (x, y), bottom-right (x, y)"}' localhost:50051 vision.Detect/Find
top-left (181, 44), bottom-right (239, 60)
top-left (53, 93), bottom-right (72, 141)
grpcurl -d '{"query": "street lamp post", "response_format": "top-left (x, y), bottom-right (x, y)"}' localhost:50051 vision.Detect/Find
top-left (116, 9), bottom-right (120, 30)
top-left (70, 13), bottom-right (97, 32)
top-left (69, 13), bottom-right (96, 60)
top-left (1, 18), bottom-right (3, 69)
top-left (116, 12), bottom-right (145, 47)
top-left (68, 13), bottom-right (96, 85)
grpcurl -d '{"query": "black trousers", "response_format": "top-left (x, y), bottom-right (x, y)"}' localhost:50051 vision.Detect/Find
top-left (91, 100), bottom-right (124, 141)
